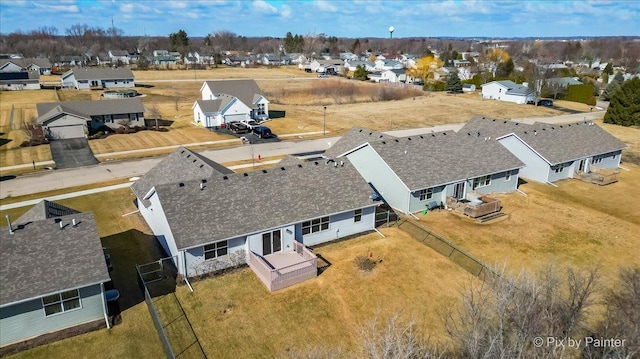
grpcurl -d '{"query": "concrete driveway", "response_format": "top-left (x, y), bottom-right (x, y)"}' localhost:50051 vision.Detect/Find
top-left (49, 138), bottom-right (99, 169)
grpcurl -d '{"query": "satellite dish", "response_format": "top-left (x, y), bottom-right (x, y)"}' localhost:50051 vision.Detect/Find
top-left (389, 26), bottom-right (395, 33)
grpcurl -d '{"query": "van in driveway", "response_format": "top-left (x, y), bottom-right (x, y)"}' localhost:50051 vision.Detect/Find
top-left (252, 126), bottom-right (273, 138)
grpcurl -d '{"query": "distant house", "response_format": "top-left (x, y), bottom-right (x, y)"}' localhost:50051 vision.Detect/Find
top-left (193, 79), bottom-right (269, 127)
top-left (0, 58), bottom-right (52, 75)
top-left (325, 127), bottom-right (524, 214)
top-left (544, 77), bottom-right (583, 89)
top-left (309, 59), bottom-right (343, 73)
top-left (151, 50), bottom-right (180, 66)
top-left (0, 71), bottom-right (40, 91)
top-left (131, 147), bottom-right (379, 291)
top-left (0, 201), bottom-right (111, 351)
top-left (61, 68), bottom-right (135, 89)
top-left (481, 80), bottom-right (534, 104)
top-left (381, 69), bottom-right (407, 83)
top-left (108, 50), bottom-right (131, 65)
top-left (459, 116), bottom-right (626, 184)
top-left (462, 84), bottom-right (476, 93)
top-left (374, 59), bottom-right (403, 71)
top-left (36, 98), bottom-right (145, 139)
top-left (345, 60), bottom-right (375, 72)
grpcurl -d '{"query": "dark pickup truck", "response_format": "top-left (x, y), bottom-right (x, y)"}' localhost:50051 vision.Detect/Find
top-left (228, 122), bottom-right (249, 134)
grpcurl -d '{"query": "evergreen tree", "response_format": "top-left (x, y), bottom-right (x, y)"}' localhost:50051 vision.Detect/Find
top-left (445, 73), bottom-right (463, 93)
top-left (603, 62), bottom-right (614, 75)
top-left (602, 72), bottom-right (626, 101)
top-left (169, 29), bottom-right (190, 56)
top-left (353, 65), bottom-right (368, 81)
top-left (604, 77), bottom-right (640, 126)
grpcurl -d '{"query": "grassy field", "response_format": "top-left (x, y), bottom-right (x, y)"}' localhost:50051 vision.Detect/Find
top-left (419, 164), bottom-right (640, 284)
top-left (178, 228), bottom-right (471, 358)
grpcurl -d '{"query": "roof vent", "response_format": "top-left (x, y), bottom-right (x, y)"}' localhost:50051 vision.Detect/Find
top-left (281, 167), bottom-right (286, 171)
top-left (431, 133), bottom-right (435, 137)
top-left (201, 179), bottom-right (207, 183)
top-left (243, 173), bottom-right (249, 177)
top-left (534, 130), bottom-right (537, 135)
top-left (181, 150), bottom-right (185, 154)
top-left (340, 161), bottom-right (344, 167)
top-left (187, 154), bottom-right (191, 158)
top-left (262, 169), bottom-right (268, 173)
top-left (223, 176), bottom-right (228, 180)
top-left (179, 183), bottom-right (185, 187)
top-left (394, 139), bottom-right (399, 142)
top-left (407, 137), bottom-right (412, 140)
top-left (59, 221), bottom-right (64, 230)
top-left (199, 164), bottom-right (204, 168)
top-left (524, 131), bottom-right (528, 134)
top-left (560, 125), bottom-right (563, 128)
top-left (72, 219), bottom-right (77, 226)
top-left (200, 182), bottom-right (205, 190)
top-left (419, 135), bottom-right (424, 139)
top-left (297, 164), bottom-right (303, 168)
top-left (382, 141), bottom-right (386, 144)
top-left (314, 161), bottom-right (319, 165)
top-left (443, 132), bottom-right (447, 135)
top-left (504, 121), bottom-right (507, 123)
top-left (358, 129), bottom-right (363, 132)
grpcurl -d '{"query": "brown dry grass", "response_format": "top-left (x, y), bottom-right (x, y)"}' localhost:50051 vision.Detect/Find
top-left (178, 228), bottom-right (472, 358)
top-left (132, 65), bottom-right (313, 81)
top-left (419, 164), bottom-right (640, 283)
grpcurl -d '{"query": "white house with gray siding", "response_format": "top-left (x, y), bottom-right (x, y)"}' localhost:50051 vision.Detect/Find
top-left (0, 201), bottom-right (111, 352)
top-left (459, 116), bottom-right (626, 183)
top-left (326, 127), bottom-right (524, 214)
top-left (196, 79), bottom-right (269, 127)
top-left (61, 68), bottom-right (135, 89)
top-left (481, 80), bottom-right (534, 104)
top-left (132, 148), bottom-right (379, 287)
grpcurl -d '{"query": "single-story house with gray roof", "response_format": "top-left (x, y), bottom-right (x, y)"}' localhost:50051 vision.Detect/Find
top-left (326, 128), bottom-right (524, 214)
top-left (36, 98), bottom-right (145, 139)
top-left (61, 68), bottom-right (134, 90)
top-left (481, 80), bottom-right (534, 104)
top-left (0, 58), bottom-right (52, 75)
top-left (0, 201), bottom-right (111, 352)
top-left (459, 116), bottom-right (626, 184)
top-left (0, 71), bottom-right (40, 91)
top-left (132, 147), bottom-right (380, 291)
top-left (196, 79), bottom-right (269, 127)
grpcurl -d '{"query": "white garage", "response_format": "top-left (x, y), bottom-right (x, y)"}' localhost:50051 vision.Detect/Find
top-left (38, 108), bottom-right (88, 140)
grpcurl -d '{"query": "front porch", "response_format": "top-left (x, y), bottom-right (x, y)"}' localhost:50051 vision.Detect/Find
top-left (248, 241), bottom-right (317, 292)
top-left (446, 194), bottom-right (502, 219)
top-left (574, 165), bottom-right (619, 185)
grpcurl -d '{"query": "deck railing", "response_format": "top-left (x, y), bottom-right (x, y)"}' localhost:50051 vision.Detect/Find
top-left (248, 247), bottom-right (318, 292)
top-left (446, 196), bottom-right (502, 218)
top-left (574, 166), bottom-right (619, 185)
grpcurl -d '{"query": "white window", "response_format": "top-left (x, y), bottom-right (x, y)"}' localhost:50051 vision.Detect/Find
top-left (302, 216), bottom-right (329, 235)
top-left (505, 170), bottom-right (512, 181)
top-left (42, 289), bottom-right (81, 316)
top-left (129, 113), bottom-right (137, 121)
top-left (554, 163), bottom-right (566, 173)
top-left (418, 188), bottom-right (433, 201)
top-left (204, 241), bottom-right (228, 260)
top-left (354, 209), bottom-right (362, 222)
top-left (473, 175), bottom-right (491, 189)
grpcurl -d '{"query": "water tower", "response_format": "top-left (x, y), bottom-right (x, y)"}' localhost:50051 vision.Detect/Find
top-left (389, 26), bottom-right (395, 39)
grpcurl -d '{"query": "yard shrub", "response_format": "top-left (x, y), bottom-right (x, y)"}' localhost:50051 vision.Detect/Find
top-left (565, 83), bottom-right (596, 104)
top-left (604, 77), bottom-right (640, 126)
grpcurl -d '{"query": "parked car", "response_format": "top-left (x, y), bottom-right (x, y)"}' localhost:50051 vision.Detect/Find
top-left (228, 122), bottom-right (249, 134)
top-left (537, 99), bottom-right (553, 107)
top-left (241, 119), bottom-right (260, 129)
top-left (317, 73), bottom-right (327, 78)
top-left (252, 126), bottom-right (273, 138)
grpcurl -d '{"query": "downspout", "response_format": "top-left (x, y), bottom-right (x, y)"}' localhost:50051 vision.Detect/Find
top-left (100, 282), bottom-right (110, 329)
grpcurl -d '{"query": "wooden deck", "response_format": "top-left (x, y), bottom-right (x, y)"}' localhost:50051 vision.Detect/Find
top-left (248, 242), bottom-right (317, 292)
top-left (574, 166), bottom-right (619, 185)
top-left (446, 195), bottom-right (502, 219)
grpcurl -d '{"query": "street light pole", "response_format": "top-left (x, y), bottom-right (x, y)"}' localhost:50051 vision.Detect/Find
top-left (323, 106), bottom-right (327, 135)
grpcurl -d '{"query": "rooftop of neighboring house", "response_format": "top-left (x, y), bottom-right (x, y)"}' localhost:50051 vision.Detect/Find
top-left (148, 155), bottom-right (377, 249)
top-left (131, 146), bottom-right (234, 206)
top-left (545, 77), bottom-right (583, 87)
top-left (324, 126), bottom-right (394, 159)
top-left (0, 71), bottom-right (39, 81)
top-left (62, 67), bottom-right (135, 81)
top-left (36, 98), bottom-right (145, 124)
top-left (202, 79), bottom-right (266, 108)
top-left (459, 115), bottom-right (627, 165)
top-left (0, 57), bottom-right (52, 70)
top-left (0, 201), bottom-right (110, 306)
top-left (109, 50), bottom-right (130, 57)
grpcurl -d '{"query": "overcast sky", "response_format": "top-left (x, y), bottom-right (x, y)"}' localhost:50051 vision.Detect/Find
top-left (0, 0), bottom-right (638, 39)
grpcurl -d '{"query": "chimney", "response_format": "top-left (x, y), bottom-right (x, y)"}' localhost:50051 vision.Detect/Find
top-left (5, 215), bottom-right (14, 235)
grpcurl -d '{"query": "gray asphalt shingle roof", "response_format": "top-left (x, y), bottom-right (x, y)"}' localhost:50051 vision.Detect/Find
top-left (15, 200), bottom-right (79, 224)
top-left (365, 131), bottom-right (524, 191)
top-left (154, 160), bottom-right (376, 249)
top-left (194, 96), bottom-right (234, 114)
top-left (1, 205), bottom-right (110, 306)
top-left (484, 80), bottom-right (533, 96)
top-left (36, 98), bottom-right (145, 124)
top-left (459, 116), bottom-right (627, 165)
top-left (324, 126), bottom-right (394, 159)
top-left (67, 67), bottom-right (134, 81)
top-left (0, 58), bottom-right (52, 69)
top-left (202, 79), bottom-right (265, 108)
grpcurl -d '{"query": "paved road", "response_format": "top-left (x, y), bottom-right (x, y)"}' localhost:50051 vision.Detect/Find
top-left (0, 111), bottom-right (605, 200)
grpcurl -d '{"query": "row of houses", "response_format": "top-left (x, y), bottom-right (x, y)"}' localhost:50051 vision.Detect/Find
top-left (0, 114), bottom-right (625, 351)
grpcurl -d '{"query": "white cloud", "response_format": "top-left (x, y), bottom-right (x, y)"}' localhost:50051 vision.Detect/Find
top-left (33, 2), bottom-right (79, 12)
top-left (253, 0), bottom-right (277, 14)
top-left (281, 4), bottom-right (292, 18)
top-left (315, 0), bottom-right (337, 12)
